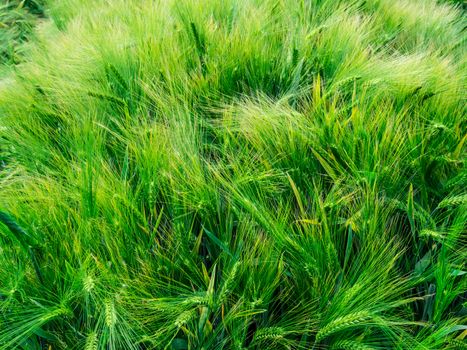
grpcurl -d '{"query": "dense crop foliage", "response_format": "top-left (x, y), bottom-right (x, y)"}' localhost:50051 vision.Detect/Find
top-left (0, 0), bottom-right (44, 67)
top-left (0, 0), bottom-right (465, 349)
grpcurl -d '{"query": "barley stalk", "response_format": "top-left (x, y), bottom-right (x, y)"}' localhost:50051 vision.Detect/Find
top-left (438, 194), bottom-right (467, 208)
top-left (104, 299), bottom-right (116, 328)
top-left (218, 261), bottom-right (240, 304)
top-left (254, 327), bottom-right (285, 341)
top-left (174, 309), bottom-right (195, 328)
top-left (316, 311), bottom-right (372, 342)
top-left (83, 275), bottom-right (95, 293)
top-left (84, 331), bottom-right (98, 350)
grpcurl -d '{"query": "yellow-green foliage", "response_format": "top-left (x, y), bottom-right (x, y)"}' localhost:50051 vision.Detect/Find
top-left (0, 0), bottom-right (465, 349)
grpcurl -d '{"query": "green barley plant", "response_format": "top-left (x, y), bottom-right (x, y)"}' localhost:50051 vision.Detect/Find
top-left (0, 0), bottom-right (44, 68)
top-left (0, 0), bottom-right (465, 349)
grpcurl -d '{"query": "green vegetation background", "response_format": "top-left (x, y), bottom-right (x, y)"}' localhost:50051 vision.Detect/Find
top-left (0, 0), bottom-right (466, 349)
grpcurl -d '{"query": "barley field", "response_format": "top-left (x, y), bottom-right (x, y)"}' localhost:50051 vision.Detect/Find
top-left (0, 0), bottom-right (466, 349)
